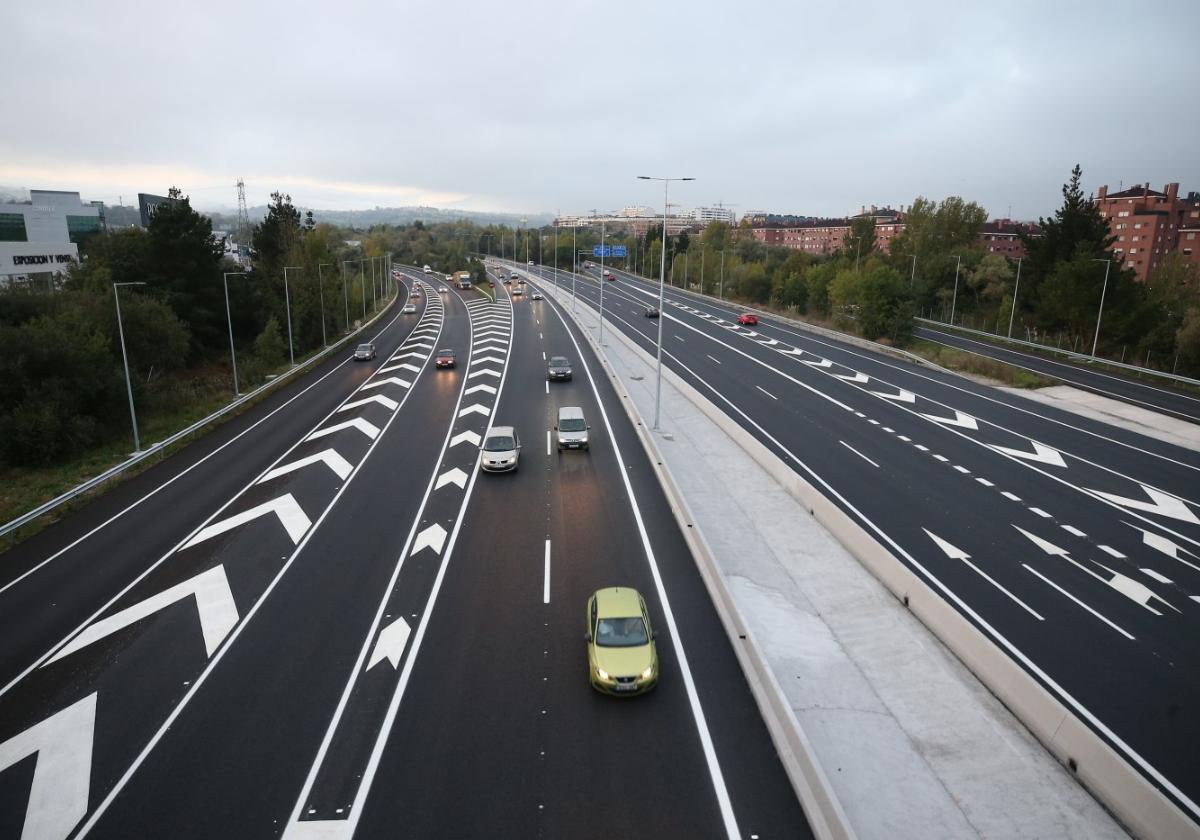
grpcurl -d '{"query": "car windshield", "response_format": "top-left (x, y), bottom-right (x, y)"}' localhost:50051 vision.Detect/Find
top-left (483, 435), bottom-right (515, 452)
top-left (595, 616), bottom-right (649, 647)
top-left (356, 345), bottom-right (371, 352)
top-left (437, 350), bottom-right (454, 357)
top-left (560, 418), bottom-right (585, 432)
top-left (549, 357), bottom-right (569, 367)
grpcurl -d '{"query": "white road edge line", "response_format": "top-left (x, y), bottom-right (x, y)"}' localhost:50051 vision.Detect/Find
top-left (839, 441), bottom-right (879, 468)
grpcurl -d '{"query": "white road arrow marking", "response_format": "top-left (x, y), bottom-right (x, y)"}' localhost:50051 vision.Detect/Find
top-left (760, 338), bottom-right (779, 346)
top-left (185, 494), bottom-right (311, 547)
top-left (367, 617), bottom-right (412, 671)
top-left (260, 449), bottom-right (353, 482)
top-left (338, 395), bottom-right (399, 413)
top-left (780, 347), bottom-right (805, 356)
top-left (1014, 526), bottom-right (1176, 615)
top-left (465, 384), bottom-right (497, 396)
top-left (376, 362), bottom-right (421, 375)
top-left (282, 819), bottom-right (351, 840)
top-left (833, 371), bottom-right (870, 384)
top-left (307, 418), bottom-right (380, 442)
top-left (468, 368), bottom-right (501, 379)
top-left (435, 467), bottom-right (468, 490)
top-left (1087, 485), bottom-right (1199, 525)
top-left (923, 529), bottom-right (1044, 619)
top-left (458, 404), bottom-right (491, 419)
top-left (450, 430), bottom-right (482, 448)
top-left (48, 565), bottom-right (239, 664)
top-left (362, 377), bottom-right (411, 391)
top-left (920, 409), bottom-right (978, 430)
top-left (411, 523), bottom-right (448, 556)
top-left (988, 440), bottom-right (1067, 468)
top-left (875, 388), bottom-right (916, 403)
top-left (1126, 523), bottom-right (1200, 572)
top-left (0, 693), bottom-right (96, 840)
top-left (802, 358), bottom-right (833, 368)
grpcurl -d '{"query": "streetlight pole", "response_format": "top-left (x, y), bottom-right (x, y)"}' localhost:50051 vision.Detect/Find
top-left (1091, 258), bottom-right (1112, 358)
top-left (638, 175), bottom-right (695, 431)
top-left (572, 225), bottom-right (578, 313)
top-left (554, 222), bottom-right (559, 292)
top-left (948, 255), bottom-right (962, 326)
top-left (317, 263), bottom-right (331, 346)
top-left (359, 260), bottom-right (366, 321)
top-left (1007, 257), bottom-right (1022, 339)
top-left (223, 272), bottom-right (245, 394)
top-left (341, 261), bottom-right (350, 333)
top-left (719, 249), bottom-right (725, 299)
top-left (909, 253), bottom-right (917, 288)
top-left (113, 281), bottom-right (146, 452)
top-left (597, 214), bottom-right (607, 346)
top-left (282, 266), bottom-right (298, 366)
top-left (700, 248), bottom-right (705, 293)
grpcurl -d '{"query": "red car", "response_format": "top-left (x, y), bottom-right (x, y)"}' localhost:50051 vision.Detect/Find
top-left (737, 313), bottom-right (758, 326)
top-left (435, 349), bottom-right (457, 369)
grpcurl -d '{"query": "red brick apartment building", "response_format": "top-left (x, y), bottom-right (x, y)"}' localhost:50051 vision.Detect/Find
top-left (1094, 182), bottom-right (1200, 280)
top-left (751, 208), bottom-right (1034, 259)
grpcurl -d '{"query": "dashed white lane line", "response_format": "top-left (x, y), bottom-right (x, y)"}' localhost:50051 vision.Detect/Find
top-left (975, 477), bottom-right (994, 487)
top-left (546, 430), bottom-right (551, 456)
top-left (707, 354), bottom-right (722, 364)
top-left (882, 427), bottom-right (895, 433)
top-left (1098, 545), bottom-right (1127, 559)
top-left (543, 540), bottom-right (551, 604)
top-left (1062, 525), bottom-right (1087, 537)
top-left (898, 435), bottom-right (911, 442)
top-left (855, 412), bottom-right (866, 418)
top-left (840, 441), bottom-right (880, 468)
top-left (542, 351), bottom-right (546, 360)
top-left (756, 386), bottom-right (778, 400)
top-left (1024, 564), bottom-right (1135, 640)
top-left (674, 335), bottom-right (685, 342)
top-left (953, 465), bottom-right (971, 474)
top-left (1030, 507), bottom-right (1052, 518)
top-left (868, 419), bottom-right (881, 426)
top-left (1141, 568), bottom-right (1172, 584)
top-left (545, 381), bottom-right (549, 395)
top-left (539, 332), bottom-right (543, 340)
top-left (1002, 491), bottom-right (1022, 501)
top-left (933, 454), bottom-right (949, 462)
top-left (915, 444), bottom-right (929, 452)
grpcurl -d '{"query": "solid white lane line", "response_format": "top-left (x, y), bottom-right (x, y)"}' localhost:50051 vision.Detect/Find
top-left (840, 441), bottom-right (880, 468)
top-left (1023, 564), bottom-right (1135, 640)
top-left (756, 386), bottom-right (777, 400)
top-left (543, 540), bottom-right (551, 604)
top-left (706, 354), bottom-right (722, 365)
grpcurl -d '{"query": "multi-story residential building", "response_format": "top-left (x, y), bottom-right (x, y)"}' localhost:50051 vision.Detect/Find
top-left (0, 190), bottom-right (104, 279)
top-left (1094, 182), bottom-right (1200, 280)
top-left (690, 205), bottom-right (737, 225)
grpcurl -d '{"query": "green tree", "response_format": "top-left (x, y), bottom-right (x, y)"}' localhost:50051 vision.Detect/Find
top-left (829, 262), bottom-right (913, 342)
top-left (252, 192), bottom-right (303, 281)
top-left (844, 216), bottom-right (877, 264)
top-left (253, 316), bottom-right (287, 366)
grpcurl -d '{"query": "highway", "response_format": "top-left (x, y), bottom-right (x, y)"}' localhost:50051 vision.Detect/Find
top-left (520, 258), bottom-right (1200, 828)
top-left (914, 322), bottom-right (1200, 424)
top-left (0, 268), bottom-right (809, 838)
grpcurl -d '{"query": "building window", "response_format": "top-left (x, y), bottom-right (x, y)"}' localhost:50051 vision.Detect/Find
top-left (1185, 249), bottom-right (1193, 256)
top-left (1129, 248), bottom-right (1137, 254)
top-left (1135, 223), bottom-right (1142, 229)
top-left (1188, 232), bottom-right (1196, 240)
top-left (0, 212), bottom-right (27, 242)
top-left (66, 215), bottom-right (101, 244)
top-left (1118, 211), bottom-right (1130, 217)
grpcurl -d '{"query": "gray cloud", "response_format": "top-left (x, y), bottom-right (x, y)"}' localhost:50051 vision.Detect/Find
top-left (2, 0), bottom-right (1196, 220)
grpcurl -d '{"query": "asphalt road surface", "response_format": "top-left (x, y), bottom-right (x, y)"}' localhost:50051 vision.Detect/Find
top-left (0, 268), bottom-right (810, 839)
top-left (914, 322), bottom-right (1200, 424)
top-left (520, 257), bottom-right (1200, 829)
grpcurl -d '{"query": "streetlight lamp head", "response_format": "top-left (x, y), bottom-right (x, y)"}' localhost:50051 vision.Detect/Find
top-left (637, 176), bottom-right (651, 180)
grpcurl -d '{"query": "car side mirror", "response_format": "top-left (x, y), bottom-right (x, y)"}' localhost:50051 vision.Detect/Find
top-left (584, 632), bottom-right (592, 642)
top-left (587, 425), bottom-right (591, 430)
top-left (652, 631), bottom-right (658, 639)
top-left (553, 425), bottom-right (558, 431)
top-left (516, 444), bottom-right (522, 449)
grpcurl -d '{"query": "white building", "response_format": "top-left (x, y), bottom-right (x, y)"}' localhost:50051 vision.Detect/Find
top-left (690, 205), bottom-right (737, 225)
top-left (0, 190), bottom-right (104, 278)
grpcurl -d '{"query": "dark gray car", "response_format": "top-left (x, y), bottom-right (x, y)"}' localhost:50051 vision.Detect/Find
top-left (547, 355), bottom-right (572, 381)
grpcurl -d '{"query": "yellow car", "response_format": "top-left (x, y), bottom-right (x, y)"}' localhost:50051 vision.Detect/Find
top-left (586, 587), bottom-right (659, 695)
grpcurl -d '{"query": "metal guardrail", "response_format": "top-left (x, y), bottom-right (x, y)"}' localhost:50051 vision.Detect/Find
top-left (1, 293), bottom-right (399, 542)
top-left (916, 317), bottom-right (1200, 389)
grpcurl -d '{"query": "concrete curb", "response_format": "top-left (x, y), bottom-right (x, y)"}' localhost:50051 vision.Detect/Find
top-left (534, 275), bottom-right (1198, 840)
top-left (537, 275), bottom-right (856, 840)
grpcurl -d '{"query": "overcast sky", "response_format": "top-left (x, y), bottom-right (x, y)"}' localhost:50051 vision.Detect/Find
top-left (2, 1), bottom-right (1197, 221)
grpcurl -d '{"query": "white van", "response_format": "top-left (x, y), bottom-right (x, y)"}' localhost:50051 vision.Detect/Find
top-left (555, 406), bottom-right (590, 451)
top-left (423, 264), bottom-right (432, 274)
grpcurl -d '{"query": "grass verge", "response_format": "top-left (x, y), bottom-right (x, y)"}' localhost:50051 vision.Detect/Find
top-left (908, 339), bottom-right (1054, 388)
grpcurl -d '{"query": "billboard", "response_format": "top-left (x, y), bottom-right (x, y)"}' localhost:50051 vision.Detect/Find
top-left (138, 193), bottom-right (175, 227)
